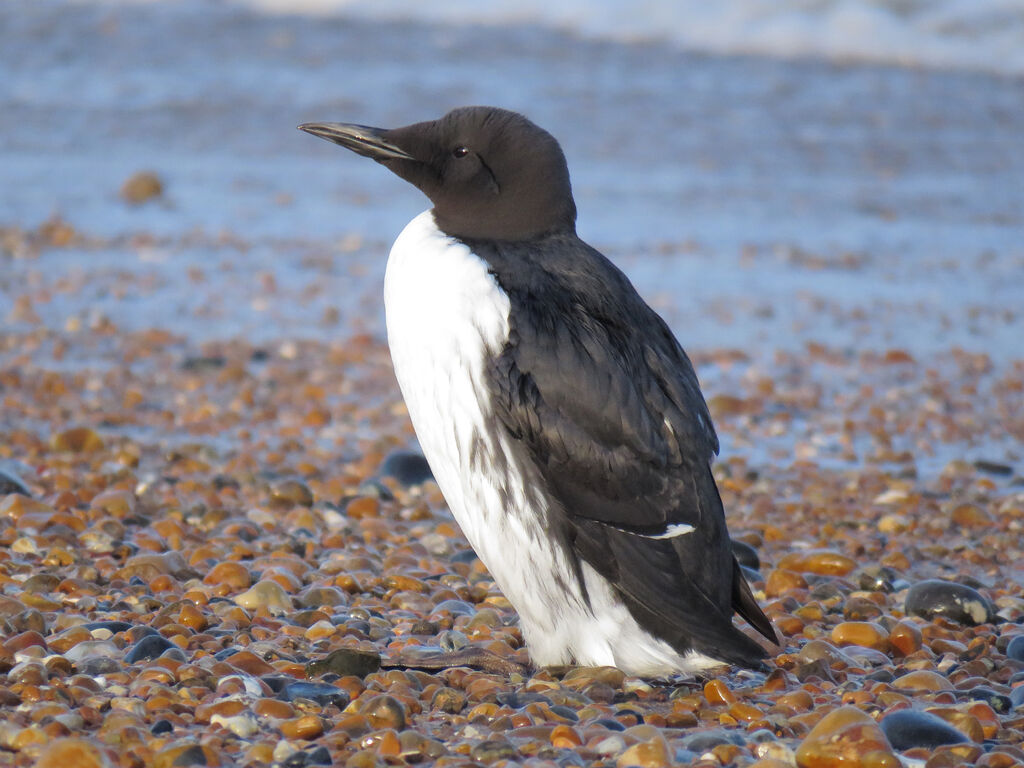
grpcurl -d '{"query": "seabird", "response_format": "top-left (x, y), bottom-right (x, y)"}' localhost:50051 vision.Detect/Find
top-left (300, 107), bottom-right (777, 675)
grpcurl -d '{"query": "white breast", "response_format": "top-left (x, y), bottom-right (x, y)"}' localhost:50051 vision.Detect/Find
top-left (383, 211), bottom-right (719, 676)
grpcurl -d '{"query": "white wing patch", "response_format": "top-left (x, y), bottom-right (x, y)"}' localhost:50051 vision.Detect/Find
top-left (642, 523), bottom-right (695, 539)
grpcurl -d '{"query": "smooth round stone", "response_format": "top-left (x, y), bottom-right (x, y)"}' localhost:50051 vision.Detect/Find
top-left (63, 639), bottom-right (121, 664)
top-left (234, 579), bottom-right (293, 615)
top-left (36, 737), bottom-right (112, 768)
top-left (296, 585), bottom-right (348, 609)
top-left (831, 621), bottom-right (890, 652)
top-left (271, 478), bottom-right (315, 508)
top-left (377, 450), bottom-right (433, 487)
top-left (278, 681), bottom-right (350, 707)
top-left (305, 648), bottom-right (381, 678)
top-left (905, 579), bottom-right (992, 625)
top-left (796, 639), bottom-right (857, 667)
top-left (432, 599), bottom-right (476, 617)
top-left (888, 620), bottom-right (923, 656)
top-left (966, 686), bottom-right (1013, 715)
top-left (359, 694), bottom-right (407, 730)
top-left (432, 687), bottom-right (466, 714)
top-left (203, 562), bottom-right (252, 591)
top-left (795, 706), bottom-right (898, 767)
top-left (124, 634), bottom-right (175, 664)
top-left (76, 657), bottom-right (123, 676)
top-left (471, 739), bottom-right (518, 763)
top-left (856, 566), bottom-right (900, 593)
top-left (681, 729), bottom-right (745, 752)
top-left (11, 609), bottom-right (47, 635)
top-left (22, 573), bottom-right (61, 594)
top-left (50, 427), bottom-right (105, 453)
top-left (880, 709), bottom-right (969, 750)
top-left (616, 735), bottom-right (671, 768)
top-left (1010, 685), bottom-right (1024, 709)
top-left (1005, 634), bottom-right (1024, 662)
top-left (211, 711), bottom-right (259, 738)
top-left (891, 670), bottom-right (954, 692)
top-left (82, 621), bottom-right (133, 635)
top-left (437, 629), bottom-right (469, 652)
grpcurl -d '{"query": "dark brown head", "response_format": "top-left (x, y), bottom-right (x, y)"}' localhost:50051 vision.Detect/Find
top-left (299, 106), bottom-right (576, 241)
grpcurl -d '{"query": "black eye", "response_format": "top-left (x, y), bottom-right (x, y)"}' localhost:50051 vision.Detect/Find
top-left (452, 146), bottom-right (469, 158)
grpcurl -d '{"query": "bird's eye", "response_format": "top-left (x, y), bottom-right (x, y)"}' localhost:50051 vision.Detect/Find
top-left (452, 146), bottom-right (469, 158)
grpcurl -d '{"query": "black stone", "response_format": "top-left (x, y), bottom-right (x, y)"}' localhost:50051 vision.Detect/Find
top-left (592, 718), bottom-right (626, 732)
top-left (304, 648), bottom-right (381, 679)
top-left (150, 719), bottom-right (173, 735)
top-left (378, 450), bottom-right (434, 487)
top-left (965, 686), bottom-right (1013, 714)
top-left (881, 709), bottom-right (969, 750)
top-left (730, 539), bottom-right (760, 570)
top-left (905, 579), bottom-right (993, 625)
top-left (124, 634), bottom-right (176, 663)
top-left (278, 681), bottom-right (350, 707)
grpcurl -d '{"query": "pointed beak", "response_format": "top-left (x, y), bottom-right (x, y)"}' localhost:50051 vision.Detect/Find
top-left (298, 122), bottom-right (416, 162)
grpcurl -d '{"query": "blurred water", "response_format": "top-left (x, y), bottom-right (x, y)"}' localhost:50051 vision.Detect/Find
top-left (1, 1), bottom-right (1022, 360)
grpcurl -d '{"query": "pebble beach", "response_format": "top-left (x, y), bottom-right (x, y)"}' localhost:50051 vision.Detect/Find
top-left (2, 1), bottom-right (1024, 767)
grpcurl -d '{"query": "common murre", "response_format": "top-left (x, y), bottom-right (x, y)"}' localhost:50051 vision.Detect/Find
top-left (300, 106), bottom-right (777, 675)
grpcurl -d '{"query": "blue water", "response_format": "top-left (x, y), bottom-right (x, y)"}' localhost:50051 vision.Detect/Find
top-left (1, 0), bottom-right (1022, 362)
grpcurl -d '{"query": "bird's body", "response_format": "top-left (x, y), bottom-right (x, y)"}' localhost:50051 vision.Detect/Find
top-left (301, 107), bottom-right (777, 675)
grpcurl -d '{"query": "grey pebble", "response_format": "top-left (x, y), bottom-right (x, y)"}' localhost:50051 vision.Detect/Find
top-left (278, 681), bottom-right (350, 707)
top-left (880, 709), bottom-right (969, 750)
top-left (124, 633), bottom-right (176, 663)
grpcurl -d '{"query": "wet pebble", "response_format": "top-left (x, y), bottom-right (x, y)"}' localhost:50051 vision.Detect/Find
top-left (124, 634), bottom-right (176, 664)
top-left (471, 739), bottom-right (518, 763)
top-left (880, 709), bottom-right (969, 750)
top-left (359, 694), bottom-right (407, 730)
top-left (278, 681), bottom-right (350, 708)
top-left (305, 647), bottom-right (381, 678)
top-left (965, 686), bottom-right (1013, 715)
top-left (795, 705), bottom-right (897, 767)
top-left (234, 579), bottom-right (293, 615)
top-left (1005, 634), bottom-right (1024, 662)
top-left (905, 579), bottom-right (993, 625)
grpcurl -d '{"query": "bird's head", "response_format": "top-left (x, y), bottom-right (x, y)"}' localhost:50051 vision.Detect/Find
top-left (299, 106), bottom-right (576, 241)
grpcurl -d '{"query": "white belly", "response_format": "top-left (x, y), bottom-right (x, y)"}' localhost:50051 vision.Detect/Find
top-left (383, 211), bottom-right (718, 676)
